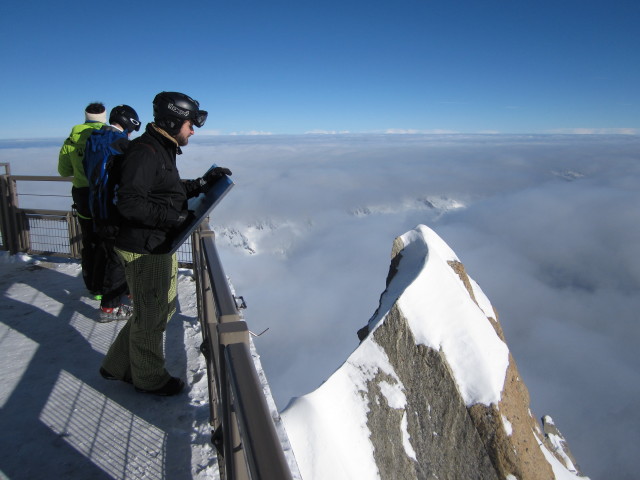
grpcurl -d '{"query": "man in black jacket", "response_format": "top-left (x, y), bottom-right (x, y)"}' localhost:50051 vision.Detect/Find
top-left (100, 91), bottom-right (231, 396)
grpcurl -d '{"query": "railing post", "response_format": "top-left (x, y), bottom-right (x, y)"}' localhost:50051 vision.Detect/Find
top-left (219, 322), bottom-right (252, 480)
top-left (0, 173), bottom-right (12, 253)
top-left (0, 163), bottom-right (10, 252)
top-left (0, 172), bottom-right (23, 254)
top-left (67, 210), bottom-right (81, 259)
top-left (17, 206), bottom-right (30, 254)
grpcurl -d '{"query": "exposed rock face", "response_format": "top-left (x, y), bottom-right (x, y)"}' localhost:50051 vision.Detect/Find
top-left (283, 225), bottom-right (586, 480)
top-left (367, 304), bottom-right (500, 480)
top-left (361, 230), bottom-right (584, 480)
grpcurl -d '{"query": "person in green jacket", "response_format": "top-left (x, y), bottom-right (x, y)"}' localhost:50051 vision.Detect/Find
top-left (58, 102), bottom-right (106, 295)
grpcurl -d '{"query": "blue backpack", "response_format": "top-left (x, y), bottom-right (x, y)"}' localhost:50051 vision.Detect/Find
top-left (83, 126), bottom-right (129, 226)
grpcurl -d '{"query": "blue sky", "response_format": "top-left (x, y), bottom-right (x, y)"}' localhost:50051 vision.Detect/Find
top-left (1, 0), bottom-right (638, 139)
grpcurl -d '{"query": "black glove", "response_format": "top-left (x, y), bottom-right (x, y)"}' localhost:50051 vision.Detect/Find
top-left (197, 167), bottom-right (232, 193)
top-left (203, 166), bottom-right (232, 183)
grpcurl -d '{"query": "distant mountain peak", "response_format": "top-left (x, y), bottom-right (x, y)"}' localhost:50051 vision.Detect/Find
top-left (349, 195), bottom-right (465, 218)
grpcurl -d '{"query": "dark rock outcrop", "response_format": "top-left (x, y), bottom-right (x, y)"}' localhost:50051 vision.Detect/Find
top-left (367, 304), bottom-right (500, 480)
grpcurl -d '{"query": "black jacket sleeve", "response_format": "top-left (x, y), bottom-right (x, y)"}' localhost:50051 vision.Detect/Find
top-left (182, 178), bottom-right (205, 199)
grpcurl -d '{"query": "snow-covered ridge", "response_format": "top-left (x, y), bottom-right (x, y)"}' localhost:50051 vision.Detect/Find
top-left (384, 225), bottom-right (509, 406)
top-left (282, 225), bottom-right (587, 480)
top-left (349, 195), bottom-right (465, 218)
top-left (214, 219), bottom-right (310, 256)
top-left (213, 195), bottom-right (465, 256)
top-left (551, 169), bottom-right (585, 181)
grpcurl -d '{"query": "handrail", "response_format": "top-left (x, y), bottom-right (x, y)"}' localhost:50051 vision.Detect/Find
top-left (192, 223), bottom-right (298, 480)
top-left (225, 341), bottom-right (294, 480)
top-left (201, 232), bottom-right (242, 323)
top-left (20, 208), bottom-right (70, 216)
top-left (10, 175), bottom-right (73, 182)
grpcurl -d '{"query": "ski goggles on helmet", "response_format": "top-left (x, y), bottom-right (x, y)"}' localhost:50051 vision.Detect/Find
top-left (193, 110), bottom-right (208, 128)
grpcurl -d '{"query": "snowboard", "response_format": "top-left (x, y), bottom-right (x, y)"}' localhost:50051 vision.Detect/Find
top-left (167, 164), bottom-right (234, 254)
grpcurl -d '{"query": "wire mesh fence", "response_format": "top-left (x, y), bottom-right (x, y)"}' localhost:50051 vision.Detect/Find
top-left (20, 212), bottom-right (193, 266)
top-left (24, 212), bottom-right (73, 257)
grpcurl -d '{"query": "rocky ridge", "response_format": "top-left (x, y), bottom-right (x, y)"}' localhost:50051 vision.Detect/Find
top-left (283, 225), bottom-right (587, 480)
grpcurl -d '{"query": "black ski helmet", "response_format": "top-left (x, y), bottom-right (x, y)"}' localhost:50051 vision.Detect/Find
top-left (109, 105), bottom-right (141, 133)
top-left (152, 91), bottom-right (208, 135)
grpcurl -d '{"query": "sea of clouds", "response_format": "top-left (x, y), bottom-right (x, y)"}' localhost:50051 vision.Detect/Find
top-left (2, 133), bottom-right (638, 478)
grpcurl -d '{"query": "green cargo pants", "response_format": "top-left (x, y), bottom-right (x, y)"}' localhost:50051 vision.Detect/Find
top-left (101, 248), bottom-right (178, 390)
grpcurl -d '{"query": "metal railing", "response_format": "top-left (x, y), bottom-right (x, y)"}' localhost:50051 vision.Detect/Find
top-left (0, 170), bottom-right (192, 265)
top-left (192, 226), bottom-right (298, 479)
top-left (0, 166), bottom-right (300, 480)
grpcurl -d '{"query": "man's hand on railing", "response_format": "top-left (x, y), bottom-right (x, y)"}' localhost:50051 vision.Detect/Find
top-left (197, 167), bottom-right (233, 192)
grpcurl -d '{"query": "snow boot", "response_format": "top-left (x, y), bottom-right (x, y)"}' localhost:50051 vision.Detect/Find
top-left (135, 377), bottom-right (185, 396)
top-left (98, 304), bottom-right (133, 322)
